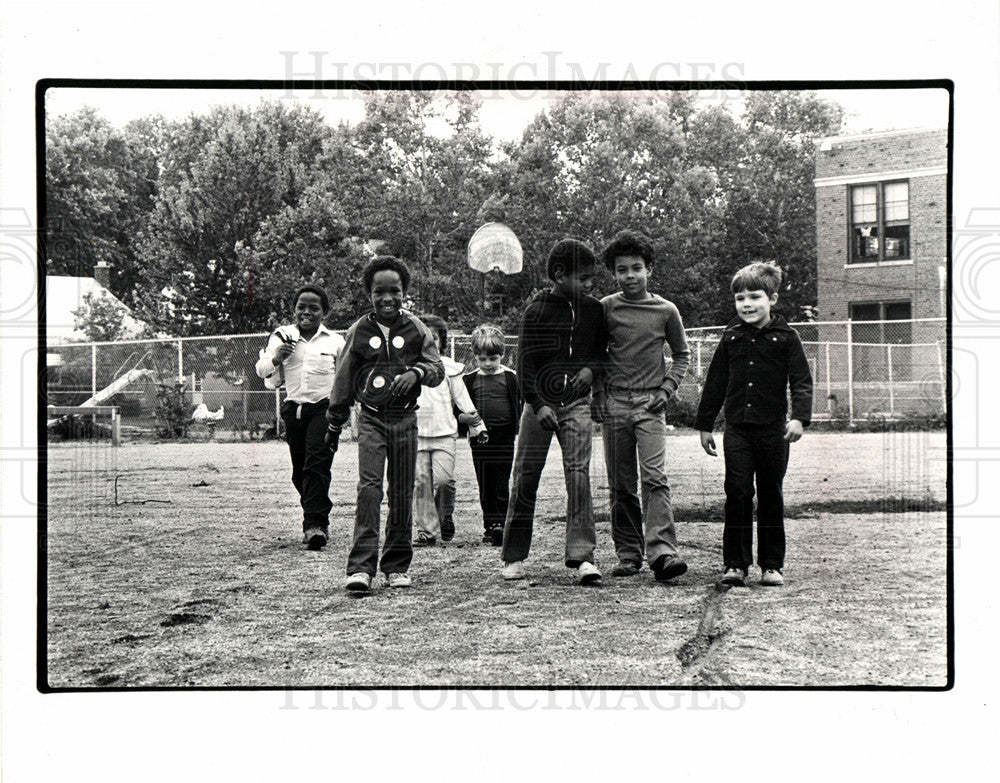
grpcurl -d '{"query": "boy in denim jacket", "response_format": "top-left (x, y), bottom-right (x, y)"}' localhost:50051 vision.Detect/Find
top-left (695, 262), bottom-right (813, 587)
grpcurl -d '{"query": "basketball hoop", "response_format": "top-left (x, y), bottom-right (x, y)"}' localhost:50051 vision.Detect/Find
top-left (468, 222), bottom-right (523, 275)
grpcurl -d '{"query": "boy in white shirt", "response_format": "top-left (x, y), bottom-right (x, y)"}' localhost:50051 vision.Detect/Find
top-left (412, 314), bottom-right (487, 546)
top-left (255, 285), bottom-right (345, 550)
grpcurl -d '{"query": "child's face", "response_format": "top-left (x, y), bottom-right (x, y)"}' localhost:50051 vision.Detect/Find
top-left (612, 254), bottom-right (650, 299)
top-left (734, 288), bottom-right (778, 327)
top-left (475, 352), bottom-right (502, 374)
top-left (370, 270), bottom-right (404, 324)
top-left (553, 264), bottom-right (596, 299)
top-left (430, 331), bottom-right (443, 351)
top-left (293, 291), bottom-right (325, 333)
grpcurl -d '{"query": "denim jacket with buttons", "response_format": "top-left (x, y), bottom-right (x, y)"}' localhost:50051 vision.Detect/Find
top-left (694, 314), bottom-right (813, 431)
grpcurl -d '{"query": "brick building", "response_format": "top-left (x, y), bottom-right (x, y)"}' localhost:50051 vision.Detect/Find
top-left (813, 126), bottom-right (947, 415)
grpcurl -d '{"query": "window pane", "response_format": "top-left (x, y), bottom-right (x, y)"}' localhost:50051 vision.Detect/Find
top-left (884, 301), bottom-right (912, 320)
top-left (851, 184), bottom-right (877, 223)
top-left (852, 226), bottom-right (879, 260)
top-left (884, 224), bottom-right (909, 258)
top-left (850, 303), bottom-right (881, 321)
top-left (884, 181), bottom-right (909, 221)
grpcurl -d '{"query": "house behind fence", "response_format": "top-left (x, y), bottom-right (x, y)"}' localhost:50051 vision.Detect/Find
top-left (45, 317), bottom-right (946, 442)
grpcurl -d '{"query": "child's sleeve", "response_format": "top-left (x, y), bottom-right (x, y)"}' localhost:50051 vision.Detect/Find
top-left (516, 303), bottom-right (545, 412)
top-left (411, 320), bottom-right (445, 388)
top-left (662, 303), bottom-right (691, 395)
top-left (255, 331), bottom-right (285, 383)
top-left (786, 331), bottom-right (814, 426)
top-left (693, 338), bottom-right (728, 431)
top-left (326, 323), bottom-right (360, 428)
top-left (449, 374), bottom-right (487, 438)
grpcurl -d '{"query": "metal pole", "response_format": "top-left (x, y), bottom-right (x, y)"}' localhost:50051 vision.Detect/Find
top-left (177, 339), bottom-right (184, 381)
top-left (936, 341), bottom-right (946, 414)
top-left (825, 342), bottom-right (831, 413)
top-left (887, 343), bottom-right (894, 417)
top-left (91, 343), bottom-right (97, 399)
top-left (847, 322), bottom-right (855, 425)
top-left (696, 341), bottom-right (702, 378)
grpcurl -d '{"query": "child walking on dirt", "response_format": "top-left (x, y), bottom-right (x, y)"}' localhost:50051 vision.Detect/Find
top-left (255, 285), bottom-right (345, 551)
top-left (500, 238), bottom-right (608, 585)
top-left (325, 257), bottom-right (445, 593)
top-left (463, 323), bottom-right (523, 546)
top-left (592, 230), bottom-right (690, 582)
top-left (411, 314), bottom-right (487, 547)
top-left (695, 261), bottom-right (813, 587)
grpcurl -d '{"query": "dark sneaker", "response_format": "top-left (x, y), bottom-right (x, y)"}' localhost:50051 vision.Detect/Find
top-left (720, 567), bottom-right (747, 587)
top-left (652, 555), bottom-right (688, 582)
top-left (303, 527), bottom-right (328, 550)
top-left (489, 525), bottom-right (504, 546)
top-left (440, 517), bottom-right (455, 542)
top-left (760, 568), bottom-right (784, 586)
top-left (610, 560), bottom-right (641, 577)
top-left (413, 532), bottom-right (436, 547)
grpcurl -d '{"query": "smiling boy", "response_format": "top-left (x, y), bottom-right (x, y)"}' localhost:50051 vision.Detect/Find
top-left (255, 285), bottom-right (345, 550)
top-left (695, 261), bottom-right (813, 587)
top-left (325, 257), bottom-right (444, 593)
top-left (593, 230), bottom-right (691, 582)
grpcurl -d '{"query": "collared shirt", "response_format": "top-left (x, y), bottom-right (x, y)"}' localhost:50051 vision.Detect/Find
top-left (694, 314), bottom-right (813, 431)
top-left (255, 324), bottom-right (346, 404)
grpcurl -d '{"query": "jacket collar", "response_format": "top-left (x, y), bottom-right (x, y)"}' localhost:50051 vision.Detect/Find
top-left (724, 313), bottom-right (793, 333)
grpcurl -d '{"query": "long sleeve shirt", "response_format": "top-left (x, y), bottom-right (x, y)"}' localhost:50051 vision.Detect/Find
top-left (254, 324), bottom-right (345, 404)
top-left (694, 314), bottom-right (813, 431)
top-left (416, 356), bottom-right (488, 439)
top-left (326, 310), bottom-right (445, 427)
top-left (600, 292), bottom-right (690, 394)
top-left (516, 289), bottom-right (608, 412)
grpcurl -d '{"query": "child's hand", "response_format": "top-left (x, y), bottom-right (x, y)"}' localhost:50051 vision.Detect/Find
top-left (700, 431), bottom-right (717, 456)
top-left (324, 425), bottom-right (342, 453)
top-left (535, 405), bottom-right (559, 432)
top-left (644, 389), bottom-right (670, 414)
top-left (389, 369), bottom-right (419, 397)
top-left (472, 431), bottom-right (490, 445)
top-left (568, 367), bottom-right (594, 397)
top-left (272, 342), bottom-right (295, 364)
top-left (590, 395), bottom-right (608, 424)
top-left (457, 411), bottom-right (482, 427)
top-left (784, 419), bottom-right (804, 443)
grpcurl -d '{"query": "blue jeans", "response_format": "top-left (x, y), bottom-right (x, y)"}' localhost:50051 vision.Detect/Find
top-left (502, 398), bottom-right (596, 566)
top-left (346, 410), bottom-right (417, 576)
top-left (722, 423), bottom-right (788, 570)
top-left (601, 390), bottom-right (679, 567)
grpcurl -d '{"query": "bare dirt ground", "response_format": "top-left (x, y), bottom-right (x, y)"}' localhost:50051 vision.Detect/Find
top-left (44, 431), bottom-right (947, 688)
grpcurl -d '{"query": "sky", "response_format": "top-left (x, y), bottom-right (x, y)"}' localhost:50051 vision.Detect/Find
top-left (44, 86), bottom-right (950, 140)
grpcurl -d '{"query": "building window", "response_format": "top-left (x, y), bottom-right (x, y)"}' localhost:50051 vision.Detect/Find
top-left (849, 300), bottom-right (912, 381)
top-left (849, 180), bottom-right (910, 263)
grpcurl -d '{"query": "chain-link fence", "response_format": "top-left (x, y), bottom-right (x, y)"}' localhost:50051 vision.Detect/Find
top-left (45, 318), bottom-right (945, 442)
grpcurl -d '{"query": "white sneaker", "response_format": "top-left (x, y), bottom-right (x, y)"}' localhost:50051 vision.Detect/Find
top-left (501, 560), bottom-right (526, 580)
top-left (760, 569), bottom-right (784, 587)
top-left (387, 572), bottom-right (412, 588)
top-left (345, 573), bottom-right (372, 592)
top-left (577, 561), bottom-right (602, 585)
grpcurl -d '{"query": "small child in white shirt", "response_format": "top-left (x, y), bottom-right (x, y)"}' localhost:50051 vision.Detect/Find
top-left (413, 314), bottom-right (487, 546)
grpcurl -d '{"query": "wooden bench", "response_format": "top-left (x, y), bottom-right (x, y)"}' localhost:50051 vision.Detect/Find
top-left (47, 405), bottom-right (121, 446)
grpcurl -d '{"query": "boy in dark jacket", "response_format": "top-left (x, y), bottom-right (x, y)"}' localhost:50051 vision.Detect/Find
top-left (500, 238), bottom-right (608, 585)
top-left (695, 261), bottom-right (813, 588)
top-left (325, 256), bottom-right (445, 593)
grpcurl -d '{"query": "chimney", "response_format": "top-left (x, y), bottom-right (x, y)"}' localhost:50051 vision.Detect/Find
top-left (94, 261), bottom-right (111, 288)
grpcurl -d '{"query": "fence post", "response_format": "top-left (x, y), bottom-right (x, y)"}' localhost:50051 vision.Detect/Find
top-left (91, 343), bottom-right (97, 399)
top-left (696, 341), bottom-right (702, 378)
top-left (936, 341), bottom-right (947, 414)
top-left (177, 339), bottom-right (184, 381)
top-left (847, 322), bottom-right (855, 425)
top-left (824, 342), bottom-right (831, 413)
top-left (887, 343), bottom-right (894, 417)
top-left (449, 334), bottom-right (455, 360)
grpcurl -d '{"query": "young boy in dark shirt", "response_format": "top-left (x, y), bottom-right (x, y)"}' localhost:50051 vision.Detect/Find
top-left (463, 323), bottom-right (523, 546)
top-left (501, 238), bottom-right (608, 585)
top-left (695, 261), bottom-right (813, 587)
top-left (325, 257), bottom-right (445, 593)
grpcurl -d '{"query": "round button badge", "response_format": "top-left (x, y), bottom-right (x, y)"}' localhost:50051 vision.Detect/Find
top-left (392, 335), bottom-right (405, 349)
top-left (372, 375), bottom-right (386, 389)
top-left (369, 335), bottom-right (382, 350)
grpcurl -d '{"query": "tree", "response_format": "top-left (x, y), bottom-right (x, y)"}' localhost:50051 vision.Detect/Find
top-left (70, 289), bottom-right (148, 342)
top-left (134, 100), bottom-right (335, 335)
top-left (45, 107), bottom-right (162, 300)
